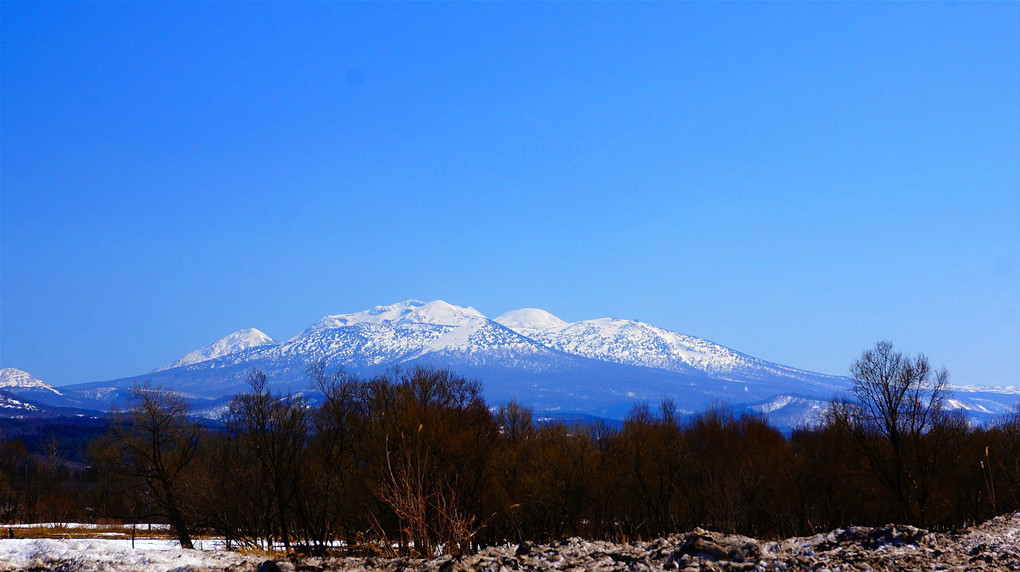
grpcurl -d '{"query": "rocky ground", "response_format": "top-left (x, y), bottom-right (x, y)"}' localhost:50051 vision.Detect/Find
top-left (293, 512), bottom-right (1020, 572)
top-left (2, 512), bottom-right (1018, 571)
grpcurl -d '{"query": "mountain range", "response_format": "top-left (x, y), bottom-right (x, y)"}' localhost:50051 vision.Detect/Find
top-left (3, 300), bottom-right (1018, 428)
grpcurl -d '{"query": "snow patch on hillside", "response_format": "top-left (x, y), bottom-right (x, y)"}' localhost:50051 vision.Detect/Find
top-left (0, 394), bottom-right (40, 412)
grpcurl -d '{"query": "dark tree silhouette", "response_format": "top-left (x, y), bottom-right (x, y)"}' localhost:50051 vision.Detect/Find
top-left (831, 341), bottom-right (964, 526)
top-left (224, 370), bottom-right (310, 552)
top-left (112, 384), bottom-right (200, 549)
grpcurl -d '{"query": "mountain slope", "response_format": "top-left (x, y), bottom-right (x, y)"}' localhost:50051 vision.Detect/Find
top-left (58, 300), bottom-right (857, 421)
top-left (494, 309), bottom-right (846, 396)
top-left (41, 300), bottom-right (1020, 425)
top-left (0, 369), bottom-right (110, 417)
top-left (159, 328), bottom-right (274, 371)
top-left (72, 301), bottom-right (713, 417)
top-left (0, 368), bottom-right (62, 395)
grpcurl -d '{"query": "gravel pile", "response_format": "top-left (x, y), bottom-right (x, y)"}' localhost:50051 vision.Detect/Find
top-left (292, 512), bottom-right (1020, 572)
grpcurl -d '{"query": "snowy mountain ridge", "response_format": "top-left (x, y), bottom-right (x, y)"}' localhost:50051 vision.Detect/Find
top-left (0, 368), bottom-right (62, 395)
top-left (295, 300), bottom-right (485, 338)
top-left (276, 314), bottom-right (559, 371)
top-left (493, 308), bottom-right (846, 390)
top-left (7, 300), bottom-right (1019, 426)
top-left (128, 300), bottom-right (850, 416)
top-left (160, 300), bottom-right (841, 391)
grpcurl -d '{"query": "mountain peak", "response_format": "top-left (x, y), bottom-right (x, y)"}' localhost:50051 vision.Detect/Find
top-left (408, 300), bottom-right (485, 325)
top-left (300, 300), bottom-right (484, 337)
top-left (0, 368), bottom-right (61, 395)
top-left (494, 308), bottom-right (569, 334)
top-left (362, 299), bottom-right (427, 321)
top-left (159, 328), bottom-right (275, 371)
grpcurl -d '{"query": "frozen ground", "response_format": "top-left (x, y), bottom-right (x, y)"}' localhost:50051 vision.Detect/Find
top-left (0, 512), bottom-right (1018, 571)
top-left (4, 523), bottom-right (170, 530)
top-left (0, 537), bottom-right (251, 571)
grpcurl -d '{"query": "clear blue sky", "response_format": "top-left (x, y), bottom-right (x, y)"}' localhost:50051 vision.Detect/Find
top-left (2, 2), bottom-right (1018, 387)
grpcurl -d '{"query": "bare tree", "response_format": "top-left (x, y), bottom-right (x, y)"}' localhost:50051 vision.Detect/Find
top-left (225, 370), bottom-right (310, 552)
top-left (993, 402), bottom-right (1020, 509)
top-left (306, 362), bottom-right (369, 551)
top-left (832, 341), bottom-right (964, 526)
top-left (113, 384), bottom-right (200, 548)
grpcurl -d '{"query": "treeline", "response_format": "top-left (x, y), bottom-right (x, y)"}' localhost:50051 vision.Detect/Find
top-left (0, 346), bottom-right (1018, 555)
top-left (0, 417), bottom-right (109, 524)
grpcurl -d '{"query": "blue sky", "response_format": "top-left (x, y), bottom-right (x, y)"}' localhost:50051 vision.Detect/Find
top-left (2, 2), bottom-right (1018, 387)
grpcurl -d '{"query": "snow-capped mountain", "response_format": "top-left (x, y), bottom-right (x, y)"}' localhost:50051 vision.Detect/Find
top-left (158, 328), bottom-right (275, 371)
top-left (278, 300), bottom-right (569, 370)
top-left (59, 300), bottom-right (855, 419)
top-left (494, 308), bottom-right (569, 339)
top-left (0, 368), bottom-right (61, 395)
top-left (0, 368), bottom-right (110, 417)
top-left (94, 301), bottom-right (686, 415)
top-left (297, 299), bottom-right (484, 335)
top-left (494, 309), bottom-right (846, 394)
top-left (21, 300), bottom-right (1020, 425)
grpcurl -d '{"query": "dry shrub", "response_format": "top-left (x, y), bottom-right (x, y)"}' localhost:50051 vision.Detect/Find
top-left (375, 429), bottom-right (479, 558)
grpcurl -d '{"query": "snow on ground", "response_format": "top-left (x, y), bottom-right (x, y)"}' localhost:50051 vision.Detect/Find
top-left (4, 523), bottom-right (170, 530)
top-left (0, 537), bottom-right (253, 572)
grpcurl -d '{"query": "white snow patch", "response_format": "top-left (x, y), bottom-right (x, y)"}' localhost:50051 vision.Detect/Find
top-left (4, 523), bottom-right (170, 530)
top-left (754, 395), bottom-right (796, 413)
top-left (0, 538), bottom-right (244, 572)
top-left (951, 384), bottom-right (1020, 395)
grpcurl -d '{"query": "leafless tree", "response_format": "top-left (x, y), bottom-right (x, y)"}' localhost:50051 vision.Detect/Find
top-left (225, 370), bottom-right (310, 552)
top-left (992, 402), bottom-right (1020, 509)
top-left (113, 384), bottom-right (200, 548)
top-left (831, 341), bottom-right (964, 526)
top-left (306, 362), bottom-right (369, 551)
